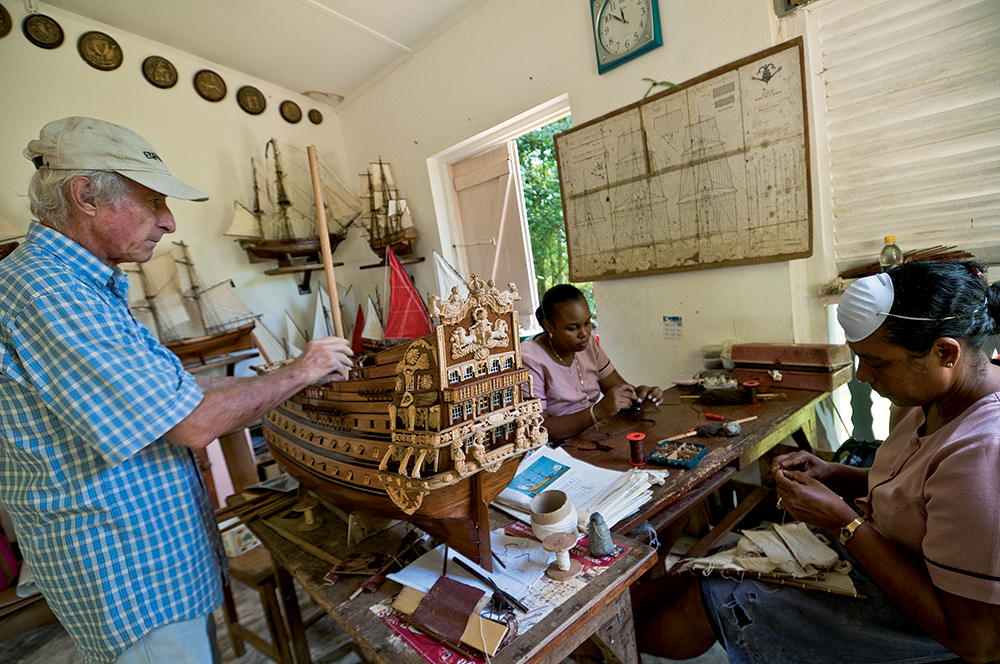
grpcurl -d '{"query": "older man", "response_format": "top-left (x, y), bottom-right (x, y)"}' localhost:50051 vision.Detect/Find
top-left (0, 117), bottom-right (353, 664)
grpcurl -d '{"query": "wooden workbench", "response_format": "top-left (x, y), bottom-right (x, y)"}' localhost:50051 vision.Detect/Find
top-left (247, 504), bottom-right (656, 664)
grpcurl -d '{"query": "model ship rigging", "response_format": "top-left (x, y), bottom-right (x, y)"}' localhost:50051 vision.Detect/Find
top-left (226, 139), bottom-right (361, 292)
top-left (125, 241), bottom-right (258, 367)
top-left (360, 159), bottom-right (420, 266)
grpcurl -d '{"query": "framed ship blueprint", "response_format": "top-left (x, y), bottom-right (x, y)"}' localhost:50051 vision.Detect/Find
top-left (554, 38), bottom-right (811, 281)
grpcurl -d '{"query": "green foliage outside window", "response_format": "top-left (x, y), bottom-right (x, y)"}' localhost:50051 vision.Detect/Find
top-left (516, 117), bottom-right (596, 318)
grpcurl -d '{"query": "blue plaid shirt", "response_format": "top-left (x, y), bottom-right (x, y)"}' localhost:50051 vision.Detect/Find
top-left (0, 222), bottom-right (224, 664)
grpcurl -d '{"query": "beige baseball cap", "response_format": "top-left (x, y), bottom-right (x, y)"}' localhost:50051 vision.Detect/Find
top-left (24, 116), bottom-right (208, 202)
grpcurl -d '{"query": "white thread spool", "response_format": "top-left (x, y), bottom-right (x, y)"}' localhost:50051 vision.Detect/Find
top-left (529, 490), bottom-right (577, 541)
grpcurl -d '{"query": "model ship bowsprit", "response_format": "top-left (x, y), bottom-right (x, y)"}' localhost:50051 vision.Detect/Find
top-left (262, 276), bottom-right (547, 570)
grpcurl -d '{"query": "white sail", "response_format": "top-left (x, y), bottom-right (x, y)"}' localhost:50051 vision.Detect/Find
top-left (140, 250), bottom-right (191, 339)
top-left (198, 281), bottom-right (257, 333)
top-left (0, 212), bottom-right (23, 243)
top-left (224, 201), bottom-right (263, 238)
top-left (310, 286), bottom-right (335, 341)
top-left (283, 313), bottom-right (307, 358)
top-left (433, 250), bottom-right (468, 302)
top-left (361, 297), bottom-right (384, 341)
top-left (251, 321), bottom-right (287, 365)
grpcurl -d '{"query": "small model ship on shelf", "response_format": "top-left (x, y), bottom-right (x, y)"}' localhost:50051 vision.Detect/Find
top-left (226, 140), bottom-right (360, 290)
top-left (260, 274), bottom-right (546, 571)
top-left (361, 159), bottom-right (419, 260)
top-left (125, 241), bottom-right (259, 367)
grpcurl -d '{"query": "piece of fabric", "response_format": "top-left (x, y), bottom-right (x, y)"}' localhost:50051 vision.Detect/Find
top-left (699, 536), bottom-right (959, 663)
top-left (856, 391), bottom-right (1000, 604)
top-left (520, 335), bottom-right (615, 418)
top-left (0, 222), bottom-right (224, 664)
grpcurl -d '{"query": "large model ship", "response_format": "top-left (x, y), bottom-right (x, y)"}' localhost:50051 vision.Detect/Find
top-left (226, 140), bottom-right (360, 271)
top-left (126, 241), bottom-right (258, 366)
top-left (360, 159), bottom-right (419, 258)
top-left (261, 275), bottom-right (547, 570)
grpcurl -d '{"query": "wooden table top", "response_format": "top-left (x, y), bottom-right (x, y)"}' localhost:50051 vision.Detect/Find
top-left (558, 386), bottom-right (830, 534)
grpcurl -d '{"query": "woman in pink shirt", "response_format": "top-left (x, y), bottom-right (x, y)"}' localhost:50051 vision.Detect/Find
top-left (632, 260), bottom-right (1000, 663)
top-left (521, 284), bottom-right (662, 440)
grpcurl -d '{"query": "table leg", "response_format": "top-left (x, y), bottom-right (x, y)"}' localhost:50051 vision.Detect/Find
top-left (590, 593), bottom-right (639, 664)
top-left (274, 559), bottom-right (313, 664)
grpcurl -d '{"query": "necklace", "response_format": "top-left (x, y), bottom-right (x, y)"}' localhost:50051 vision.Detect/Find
top-left (547, 335), bottom-right (591, 405)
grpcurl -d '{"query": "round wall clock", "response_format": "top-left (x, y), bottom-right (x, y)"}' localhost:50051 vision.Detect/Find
top-left (142, 56), bottom-right (177, 89)
top-left (0, 4), bottom-right (12, 39)
top-left (280, 100), bottom-right (301, 124)
top-left (237, 86), bottom-right (266, 115)
top-left (193, 69), bottom-right (227, 102)
top-left (590, 0), bottom-right (662, 74)
top-left (22, 13), bottom-right (63, 49)
top-left (78, 31), bottom-right (123, 71)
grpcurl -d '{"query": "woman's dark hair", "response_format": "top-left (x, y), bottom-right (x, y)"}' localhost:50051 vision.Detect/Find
top-left (535, 284), bottom-right (586, 326)
top-left (885, 260), bottom-right (1000, 354)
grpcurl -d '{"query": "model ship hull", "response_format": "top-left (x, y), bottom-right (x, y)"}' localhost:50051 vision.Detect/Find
top-left (240, 234), bottom-right (341, 264)
top-left (165, 321), bottom-right (256, 365)
top-left (369, 225), bottom-right (418, 257)
top-left (261, 277), bottom-right (545, 570)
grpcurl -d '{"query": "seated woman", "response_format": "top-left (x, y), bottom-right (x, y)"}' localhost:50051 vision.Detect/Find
top-left (631, 260), bottom-right (1000, 663)
top-left (521, 284), bottom-right (662, 440)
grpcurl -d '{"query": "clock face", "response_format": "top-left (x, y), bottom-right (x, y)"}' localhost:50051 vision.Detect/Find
top-left (592, 0), bottom-right (662, 74)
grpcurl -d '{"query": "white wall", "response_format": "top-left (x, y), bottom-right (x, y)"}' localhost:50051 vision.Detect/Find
top-left (0, 0), bottom-right (841, 389)
top-left (336, 0), bottom-right (837, 386)
top-left (0, 4), bottom-right (386, 376)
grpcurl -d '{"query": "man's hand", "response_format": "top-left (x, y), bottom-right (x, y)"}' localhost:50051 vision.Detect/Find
top-left (295, 336), bottom-right (354, 384)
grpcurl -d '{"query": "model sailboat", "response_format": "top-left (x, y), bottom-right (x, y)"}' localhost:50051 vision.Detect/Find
top-left (226, 140), bottom-right (360, 282)
top-left (125, 241), bottom-right (258, 366)
top-left (360, 159), bottom-right (419, 258)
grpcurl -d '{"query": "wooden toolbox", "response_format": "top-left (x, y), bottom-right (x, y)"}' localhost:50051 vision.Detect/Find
top-left (730, 343), bottom-right (853, 392)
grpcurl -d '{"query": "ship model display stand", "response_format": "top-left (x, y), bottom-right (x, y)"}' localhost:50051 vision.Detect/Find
top-left (125, 241), bottom-right (260, 369)
top-left (262, 181), bottom-right (546, 570)
top-left (359, 159), bottom-right (423, 270)
top-left (225, 139), bottom-right (360, 293)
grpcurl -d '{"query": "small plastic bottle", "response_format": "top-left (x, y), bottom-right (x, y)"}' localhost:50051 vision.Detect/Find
top-left (879, 235), bottom-right (903, 272)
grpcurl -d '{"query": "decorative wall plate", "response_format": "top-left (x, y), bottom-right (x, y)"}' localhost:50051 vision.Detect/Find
top-left (193, 69), bottom-right (226, 102)
top-left (77, 31), bottom-right (123, 71)
top-left (237, 86), bottom-right (266, 115)
top-left (308, 109), bottom-right (323, 125)
top-left (22, 13), bottom-right (63, 49)
top-left (142, 55), bottom-right (177, 89)
top-left (280, 100), bottom-right (301, 123)
top-left (0, 4), bottom-right (12, 39)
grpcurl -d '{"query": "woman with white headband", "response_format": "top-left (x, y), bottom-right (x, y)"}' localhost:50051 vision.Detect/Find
top-left (630, 260), bottom-right (1000, 663)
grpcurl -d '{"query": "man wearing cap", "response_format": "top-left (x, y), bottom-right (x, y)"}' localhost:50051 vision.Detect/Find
top-left (0, 117), bottom-right (354, 664)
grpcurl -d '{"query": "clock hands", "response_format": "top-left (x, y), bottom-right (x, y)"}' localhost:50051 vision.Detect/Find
top-left (609, 8), bottom-right (629, 23)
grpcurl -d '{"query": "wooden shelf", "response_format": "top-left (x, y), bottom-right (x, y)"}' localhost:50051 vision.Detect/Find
top-left (359, 255), bottom-right (425, 270)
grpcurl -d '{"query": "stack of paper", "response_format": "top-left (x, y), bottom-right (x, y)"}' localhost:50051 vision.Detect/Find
top-left (493, 446), bottom-right (667, 531)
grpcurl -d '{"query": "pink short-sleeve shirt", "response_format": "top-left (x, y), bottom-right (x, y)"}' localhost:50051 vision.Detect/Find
top-left (856, 391), bottom-right (1000, 604)
top-left (520, 336), bottom-right (616, 417)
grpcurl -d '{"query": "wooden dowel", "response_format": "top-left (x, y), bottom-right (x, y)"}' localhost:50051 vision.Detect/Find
top-left (307, 145), bottom-right (345, 338)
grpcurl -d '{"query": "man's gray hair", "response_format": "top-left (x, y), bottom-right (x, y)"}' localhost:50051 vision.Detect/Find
top-left (28, 169), bottom-right (131, 229)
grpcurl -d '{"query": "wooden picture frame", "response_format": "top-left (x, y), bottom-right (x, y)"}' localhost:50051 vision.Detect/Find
top-left (554, 37), bottom-right (811, 281)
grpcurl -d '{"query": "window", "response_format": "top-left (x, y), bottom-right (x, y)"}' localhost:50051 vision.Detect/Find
top-left (465, 402), bottom-right (473, 416)
top-left (491, 358), bottom-right (502, 373)
top-left (493, 392), bottom-right (503, 407)
top-left (504, 356), bottom-right (513, 370)
top-left (451, 405), bottom-right (462, 421)
top-left (810, 0), bottom-right (1000, 273)
top-left (449, 369), bottom-right (460, 384)
top-left (464, 365), bottom-right (475, 380)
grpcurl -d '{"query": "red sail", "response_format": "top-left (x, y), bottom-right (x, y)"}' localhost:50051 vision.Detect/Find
top-left (383, 248), bottom-right (432, 340)
top-left (351, 304), bottom-right (365, 353)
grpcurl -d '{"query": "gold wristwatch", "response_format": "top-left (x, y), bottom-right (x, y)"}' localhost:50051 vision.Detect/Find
top-left (839, 516), bottom-right (865, 545)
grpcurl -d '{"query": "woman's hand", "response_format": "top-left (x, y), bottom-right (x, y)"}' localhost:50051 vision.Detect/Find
top-left (772, 450), bottom-right (832, 482)
top-left (635, 385), bottom-right (663, 406)
top-left (595, 383), bottom-right (637, 419)
top-left (774, 468), bottom-right (858, 530)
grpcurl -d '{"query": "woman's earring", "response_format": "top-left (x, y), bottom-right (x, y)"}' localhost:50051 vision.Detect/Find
top-left (945, 361), bottom-right (955, 368)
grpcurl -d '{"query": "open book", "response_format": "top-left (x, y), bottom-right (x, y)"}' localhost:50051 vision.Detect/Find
top-left (493, 446), bottom-right (667, 531)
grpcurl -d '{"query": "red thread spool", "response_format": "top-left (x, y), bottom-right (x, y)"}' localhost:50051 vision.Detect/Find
top-left (627, 432), bottom-right (647, 466)
top-left (742, 380), bottom-right (760, 406)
